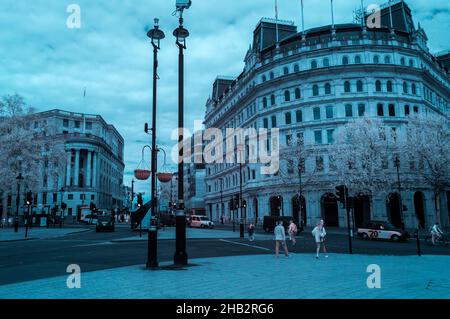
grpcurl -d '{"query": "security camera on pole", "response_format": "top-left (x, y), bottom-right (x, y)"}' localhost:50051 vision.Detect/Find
top-left (173, 0), bottom-right (191, 266)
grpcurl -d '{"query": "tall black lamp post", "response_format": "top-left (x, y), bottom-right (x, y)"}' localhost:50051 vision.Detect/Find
top-left (239, 163), bottom-right (244, 238)
top-left (173, 10), bottom-right (190, 266)
top-left (146, 18), bottom-right (165, 269)
top-left (394, 155), bottom-right (405, 230)
top-left (14, 173), bottom-right (24, 232)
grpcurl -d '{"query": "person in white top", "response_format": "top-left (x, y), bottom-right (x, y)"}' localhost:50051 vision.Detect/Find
top-left (274, 220), bottom-right (289, 258)
top-left (288, 220), bottom-right (298, 246)
top-left (431, 222), bottom-right (443, 245)
top-left (312, 219), bottom-right (328, 259)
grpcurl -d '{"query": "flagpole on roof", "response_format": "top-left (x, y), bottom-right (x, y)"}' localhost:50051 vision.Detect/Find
top-left (331, 0), bottom-right (335, 29)
top-left (275, 0), bottom-right (279, 48)
top-left (301, 0), bottom-right (305, 33)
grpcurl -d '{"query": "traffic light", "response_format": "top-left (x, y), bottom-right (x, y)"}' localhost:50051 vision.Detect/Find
top-left (242, 200), bottom-right (247, 209)
top-left (61, 202), bottom-right (67, 210)
top-left (335, 185), bottom-right (348, 206)
top-left (234, 194), bottom-right (239, 209)
top-left (137, 194), bottom-right (143, 207)
top-left (26, 191), bottom-right (33, 205)
top-left (89, 202), bottom-right (97, 212)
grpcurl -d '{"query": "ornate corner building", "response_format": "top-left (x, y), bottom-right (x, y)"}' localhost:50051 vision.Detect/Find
top-left (203, 1), bottom-right (449, 229)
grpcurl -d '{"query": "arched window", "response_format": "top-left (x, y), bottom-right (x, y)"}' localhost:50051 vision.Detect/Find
top-left (270, 94), bottom-right (276, 106)
top-left (354, 55), bottom-right (361, 64)
top-left (262, 97), bottom-right (267, 108)
top-left (294, 64), bottom-right (300, 72)
top-left (403, 81), bottom-right (408, 94)
top-left (323, 58), bottom-right (330, 67)
top-left (283, 66), bottom-right (289, 75)
top-left (296, 110), bottom-right (303, 122)
top-left (325, 83), bottom-right (331, 94)
top-left (262, 75), bottom-right (267, 82)
top-left (344, 81), bottom-right (351, 93)
top-left (311, 60), bottom-right (318, 69)
top-left (284, 90), bottom-right (291, 102)
top-left (295, 88), bottom-right (301, 99)
top-left (375, 80), bottom-right (382, 92)
top-left (285, 112), bottom-right (292, 124)
top-left (312, 84), bottom-right (319, 96)
top-left (384, 56), bottom-right (391, 64)
top-left (412, 83), bottom-right (417, 95)
top-left (357, 80), bottom-right (363, 92)
top-left (342, 56), bottom-right (349, 65)
top-left (409, 59), bottom-right (414, 67)
top-left (400, 57), bottom-right (405, 66)
top-left (413, 105), bottom-right (419, 113)
top-left (387, 80), bottom-right (393, 92)
top-left (373, 55), bottom-right (380, 64)
top-left (269, 71), bottom-right (275, 80)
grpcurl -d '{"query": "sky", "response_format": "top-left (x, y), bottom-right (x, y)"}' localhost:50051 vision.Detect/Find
top-left (0, 0), bottom-right (449, 194)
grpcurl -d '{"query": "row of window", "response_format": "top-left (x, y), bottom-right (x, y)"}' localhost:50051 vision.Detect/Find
top-left (62, 119), bottom-right (93, 130)
top-left (261, 102), bottom-right (420, 129)
top-left (261, 55), bottom-right (416, 82)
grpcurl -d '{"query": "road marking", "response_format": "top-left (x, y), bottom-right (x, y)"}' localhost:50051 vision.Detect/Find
top-left (71, 242), bottom-right (114, 248)
top-left (219, 239), bottom-right (272, 251)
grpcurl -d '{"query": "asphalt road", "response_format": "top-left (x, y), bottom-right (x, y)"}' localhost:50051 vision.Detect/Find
top-left (0, 224), bottom-right (448, 286)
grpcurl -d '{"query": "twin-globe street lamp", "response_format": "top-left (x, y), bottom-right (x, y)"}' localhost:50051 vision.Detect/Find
top-left (145, 5), bottom-right (190, 267)
top-left (146, 18), bottom-right (165, 269)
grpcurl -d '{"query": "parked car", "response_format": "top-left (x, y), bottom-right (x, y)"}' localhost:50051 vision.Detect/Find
top-left (96, 215), bottom-right (115, 232)
top-left (188, 215), bottom-right (214, 229)
top-left (357, 221), bottom-right (410, 242)
top-left (263, 216), bottom-right (302, 233)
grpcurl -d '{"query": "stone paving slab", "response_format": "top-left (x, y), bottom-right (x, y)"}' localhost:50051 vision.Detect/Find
top-left (1, 253), bottom-right (449, 299)
top-left (0, 228), bottom-right (90, 242)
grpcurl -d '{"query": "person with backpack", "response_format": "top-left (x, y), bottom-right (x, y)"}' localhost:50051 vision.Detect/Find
top-left (312, 219), bottom-right (328, 259)
top-left (274, 219), bottom-right (289, 258)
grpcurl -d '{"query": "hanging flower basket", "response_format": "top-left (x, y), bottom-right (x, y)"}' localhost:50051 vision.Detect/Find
top-left (134, 169), bottom-right (151, 180)
top-left (157, 172), bottom-right (172, 183)
top-left (134, 147), bottom-right (152, 180)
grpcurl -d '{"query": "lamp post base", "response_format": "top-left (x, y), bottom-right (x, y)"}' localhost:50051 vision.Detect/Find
top-left (174, 210), bottom-right (188, 266)
top-left (14, 219), bottom-right (19, 233)
top-left (239, 220), bottom-right (245, 238)
top-left (147, 222), bottom-right (159, 269)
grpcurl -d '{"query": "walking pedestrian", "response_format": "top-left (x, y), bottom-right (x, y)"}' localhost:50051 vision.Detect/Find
top-left (312, 219), bottom-right (328, 259)
top-left (274, 219), bottom-right (289, 258)
top-left (248, 223), bottom-right (255, 242)
top-left (288, 220), bottom-right (298, 246)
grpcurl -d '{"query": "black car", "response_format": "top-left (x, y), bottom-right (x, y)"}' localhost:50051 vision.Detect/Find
top-left (263, 216), bottom-right (302, 233)
top-left (96, 215), bottom-right (115, 232)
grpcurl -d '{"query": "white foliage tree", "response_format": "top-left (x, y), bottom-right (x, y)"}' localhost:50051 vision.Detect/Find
top-left (0, 94), bottom-right (66, 217)
top-left (330, 117), bottom-right (398, 215)
top-left (403, 113), bottom-right (450, 223)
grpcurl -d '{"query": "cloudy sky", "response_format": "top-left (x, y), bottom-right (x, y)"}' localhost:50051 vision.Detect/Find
top-left (1, 0), bottom-right (448, 193)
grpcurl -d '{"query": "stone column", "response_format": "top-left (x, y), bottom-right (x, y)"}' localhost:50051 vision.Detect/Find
top-left (66, 150), bottom-right (72, 186)
top-left (86, 151), bottom-right (92, 187)
top-left (92, 152), bottom-right (98, 188)
top-left (74, 150), bottom-right (80, 187)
